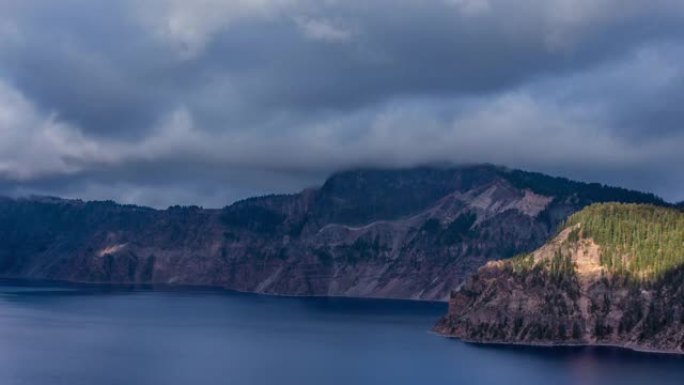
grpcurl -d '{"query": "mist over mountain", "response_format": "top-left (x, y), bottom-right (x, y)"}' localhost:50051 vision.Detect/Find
top-left (1, 1), bottom-right (684, 207)
top-left (2, 2), bottom-right (684, 382)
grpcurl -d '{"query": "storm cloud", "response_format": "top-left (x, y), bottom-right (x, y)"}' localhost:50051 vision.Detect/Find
top-left (1, 0), bottom-right (683, 207)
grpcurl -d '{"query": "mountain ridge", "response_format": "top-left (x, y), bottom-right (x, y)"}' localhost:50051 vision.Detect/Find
top-left (0, 165), bottom-right (668, 300)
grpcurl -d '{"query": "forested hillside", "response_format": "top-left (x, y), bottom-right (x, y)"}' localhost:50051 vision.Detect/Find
top-left (436, 203), bottom-right (684, 353)
top-left (566, 204), bottom-right (684, 280)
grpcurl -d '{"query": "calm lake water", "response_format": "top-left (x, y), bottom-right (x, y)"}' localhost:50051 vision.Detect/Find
top-left (0, 280), bottom-right (682, 385)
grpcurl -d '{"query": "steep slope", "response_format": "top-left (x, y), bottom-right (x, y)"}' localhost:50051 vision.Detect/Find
top-left (0, 165), bottom-right (666, 300)
top-left (435, 203), bottom-right (684, 353)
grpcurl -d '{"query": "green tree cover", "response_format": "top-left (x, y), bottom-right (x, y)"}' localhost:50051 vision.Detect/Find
top-left (568, 203), bottom-right (684, 280)
top-left (499, 170), bottom-right (665, 206)
top-left (506, 203), bottom-right (684, 282)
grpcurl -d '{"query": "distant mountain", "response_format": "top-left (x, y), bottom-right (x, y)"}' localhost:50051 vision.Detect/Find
top-left (0, 165), bottom-right (666, 300)
top-left (435, 203), bottom-right (684, 353)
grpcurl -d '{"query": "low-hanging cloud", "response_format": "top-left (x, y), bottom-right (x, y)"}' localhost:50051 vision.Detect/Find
top-left (0, 0), bottom-right (683, 207)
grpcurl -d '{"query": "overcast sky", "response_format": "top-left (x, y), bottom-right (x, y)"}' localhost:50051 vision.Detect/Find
top-left (1, 0), bottom-right (683, 208)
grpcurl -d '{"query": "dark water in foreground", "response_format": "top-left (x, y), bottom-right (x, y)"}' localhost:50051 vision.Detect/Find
top-left (0, 280), bottom-right (682, 385)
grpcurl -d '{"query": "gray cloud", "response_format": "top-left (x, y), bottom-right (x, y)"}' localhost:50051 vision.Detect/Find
top-left (0, 0), bottom-right (683, 207)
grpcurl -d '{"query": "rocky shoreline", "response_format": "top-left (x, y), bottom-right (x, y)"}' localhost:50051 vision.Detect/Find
top-left (432, 329), bottom-right (684, 356)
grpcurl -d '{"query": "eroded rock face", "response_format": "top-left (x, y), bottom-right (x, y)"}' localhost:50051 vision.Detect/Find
top-left (0, 166), bottom-right (664, 300)
top-left (435, 226), bottom-right (684, 353)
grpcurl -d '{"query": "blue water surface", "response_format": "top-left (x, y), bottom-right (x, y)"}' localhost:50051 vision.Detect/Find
top-left (0, 280), bottom-right (682, 385)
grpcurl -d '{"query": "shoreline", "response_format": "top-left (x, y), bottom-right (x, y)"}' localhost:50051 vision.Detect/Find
top-left (4, 276), bottom-right (682, 356)
top-left (433, 331), bottom-right (684, 356)
top-left (0, 276), bottom-right (449, 305)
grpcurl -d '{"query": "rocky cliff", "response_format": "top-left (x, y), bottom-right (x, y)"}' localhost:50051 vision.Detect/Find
top-left (435, 203), bottom-right (684, 353)
top-left (0, 165), bottom-right (665, 300)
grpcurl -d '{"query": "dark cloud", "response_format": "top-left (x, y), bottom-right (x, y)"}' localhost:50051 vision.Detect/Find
top-left (0, 0), bottom-right (683, 207)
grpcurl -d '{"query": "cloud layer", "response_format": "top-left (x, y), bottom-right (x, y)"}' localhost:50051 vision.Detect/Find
top-left (1, 0), bottom-right (683, 207)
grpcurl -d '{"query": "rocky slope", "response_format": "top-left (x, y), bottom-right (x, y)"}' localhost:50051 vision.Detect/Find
top-left (435, 203), bottom-right (684, 353)
top-left (0, 165), bottom-right (665, 300)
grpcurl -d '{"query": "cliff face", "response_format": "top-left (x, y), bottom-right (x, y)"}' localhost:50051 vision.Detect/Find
top-left (0, 166), bottom-right (665, 300)
top-left (435, 204), bottom-right (684, 353)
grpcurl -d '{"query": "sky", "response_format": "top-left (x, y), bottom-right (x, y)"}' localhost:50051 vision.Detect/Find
top-left (0, 0), bottom-right (683, 208)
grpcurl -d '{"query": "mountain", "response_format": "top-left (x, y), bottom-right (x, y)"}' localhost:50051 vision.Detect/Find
top-left (0, 165), bottom-right (666, 300)
top-left (434, 203), bottom-right (684, 353)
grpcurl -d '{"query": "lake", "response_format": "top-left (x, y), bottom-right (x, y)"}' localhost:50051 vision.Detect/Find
top-left (0, 280), bottom-right (682, 385)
